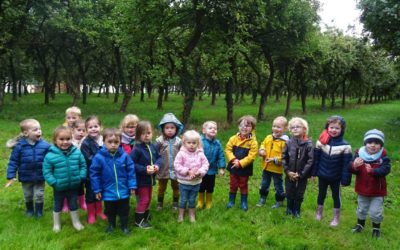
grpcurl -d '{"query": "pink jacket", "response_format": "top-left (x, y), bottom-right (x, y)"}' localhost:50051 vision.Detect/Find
top-left (174, 146), bottom-right (209, 185)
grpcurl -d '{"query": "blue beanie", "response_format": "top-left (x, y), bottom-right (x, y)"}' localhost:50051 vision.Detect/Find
top-left (364, 129), bottom-right (384, 146)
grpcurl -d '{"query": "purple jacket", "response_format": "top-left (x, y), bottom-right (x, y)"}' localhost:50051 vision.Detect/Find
top-left (174, 147), bottom-right (209, 184)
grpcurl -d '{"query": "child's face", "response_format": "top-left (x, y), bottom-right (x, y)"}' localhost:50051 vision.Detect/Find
top-left (184, 139), bottom-right (198, 152)
top-left (56, 130), bottom-right (72, 150)
top-left (289, 121), bottom-right (306, 139)
top-left (365, 141), bottom-right (382, 155)
top-left (272, 120), bottom-right (286, 138)
top-left (72, 124), bottom-right (86, 140)
top-left (140, 128), bottom-right (153, 144)
top-left (66, 112), bottom-right (80, 127)
top-left (203, 123), bottom-right (217, 139)
top-left (239, 120), bottom-right (253, 137)
top-left (163, 123), bottom-right (177, 138)
top-left (327, 121), bottom-right (342, 138)
top-left (123, 123), bottom-right (137, 137)
top-left (23, 122), bottom-right (42, 142)
top-left (104, 135), bottom-right (120, 153)
top-left (86, 120), bottom-right (101, 138)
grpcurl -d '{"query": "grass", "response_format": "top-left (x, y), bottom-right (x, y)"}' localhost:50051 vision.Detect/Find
top-left (0, 93), bottom-right (399, 250)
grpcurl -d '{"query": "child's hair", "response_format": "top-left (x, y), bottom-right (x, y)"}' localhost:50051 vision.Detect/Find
top-left (135, 121), bottom-right (153, 142)
top-left (202, 121), bottom-right (217, 130)
top-left (273, 116), bottom-right (288, 127)
top-left (288, 117), bottom-right (309, 136)
top-left (102, 128), bottom-right (122, 141)
top-left (71, 119), bottom-right (86, 129)
top-left (238, 115), bottom-right (257, 129)
top-left (65, 106), bottom-right (81, 116)
top-left (52, 126), bottom-right (72, 144)
top-left (85, 115), bottom-right (101, 128)
top-left (120, 114), bottom-right (140, 130)
top-left (6, 119), bottom-right (40, 148)
top-left (325, 115), bottom-right (346, 131)
top-left (182, 130), bottom-right (203, 149)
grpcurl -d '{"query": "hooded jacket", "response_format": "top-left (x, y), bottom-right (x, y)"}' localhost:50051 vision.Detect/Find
top-left (174, 146), bottom-right (209, 185)
top-left (6, 138), bottom-right (50, 182)
top-left (43, 145), bottom-right (87, 191)
top-left (259, 134), bottom-right (289, 174)
top-left (282, 138), bottom-right (314, 179)
top-left (90, 147), bottom-right (137, 201)
top-left (201, 135), bottom-right (226, 175)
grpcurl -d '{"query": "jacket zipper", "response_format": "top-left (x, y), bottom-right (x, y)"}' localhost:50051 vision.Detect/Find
top-left (113, 154), bottom-right (120, 199)
top-left (146, 144), bottom-right (154, 185)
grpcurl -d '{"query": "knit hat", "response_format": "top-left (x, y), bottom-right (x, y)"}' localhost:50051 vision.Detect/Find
top-left (364, 129), bottom-right (384, 146)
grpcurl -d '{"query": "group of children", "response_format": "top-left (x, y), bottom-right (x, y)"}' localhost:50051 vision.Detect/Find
top-left (5, 107), bottom-right (391, 239)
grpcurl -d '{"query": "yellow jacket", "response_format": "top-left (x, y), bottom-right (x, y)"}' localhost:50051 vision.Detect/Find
top-left (259, 134), bottom-right (288, 174)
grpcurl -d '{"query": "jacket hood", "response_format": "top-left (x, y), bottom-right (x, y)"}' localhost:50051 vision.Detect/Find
top-left (158, 113), bottom-right (184, 136)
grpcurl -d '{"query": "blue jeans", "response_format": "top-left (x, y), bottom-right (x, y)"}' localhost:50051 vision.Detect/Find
top-left (259, 170), bottom-right (285, 201)
top-left (179, 183), bottom-right (200, 209)
top-left (53, 189), bottom-right (78, 212)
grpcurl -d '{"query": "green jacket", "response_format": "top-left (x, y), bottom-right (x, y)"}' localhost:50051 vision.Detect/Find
top-left (43, 145), bottom-right (87, 191)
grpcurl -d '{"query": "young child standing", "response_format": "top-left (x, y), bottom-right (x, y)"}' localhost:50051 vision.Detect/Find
top-left (282, 117), bottom-right (314, 218)
top-left (43, 126), bottom-right (86, 232)
top-left (225, 115), bottom-right (258, 211)
top-left (256, 116), bottom-right (289, 208)
top-left (174, 130), bottom-right (209, 222)
top-left (155, 113), bottom-right (184, 211)
top-left (71, 119), bottom-right (86, 149)
top-left (131, 121), bottom-right (163, 229)
top-left (64, 106), bottom-right (82, 128)
top-left (80, 115), bottom-right (107, 224)
top-left (90, 128), bottom-right (137, 234)
top-left (5, 119), bottom-right (50, 218)
top-left (350, 129), bottom-right (391, 238)
top-left (312, 115), bottom-right (352, 226)
top-left (120, 114), bottom-right (140, 155)
top-left (197, 121), bottom-right (225, 209)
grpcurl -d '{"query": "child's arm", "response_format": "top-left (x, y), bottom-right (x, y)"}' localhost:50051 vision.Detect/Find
top-left (126, 155), bottom-right (137, 191)
top-left (5, 145), bottom-right (21, 186)
top-left (299, 142), bottom-right (314, 178)
top-left (174, 151), bottom-right (189, 176)
top-left (311, 141), bottom-right (322, 177)
top-left (90, 156), bottom-right (102, 197)
top-left (196, 152), bottom-right (210, 178)
top-left (368, 156), bottom-right (391, 176)
top-left (237, 140), bottom-right (258, 168)
top-left (217, 141), bottom-right (226, 176)
top-left (78, 153), bottom-right (87, 181)
top-left (224, 137), bottom-right (236, 163)
top-left (130, 149), bottom-right (148, 175)
top-left (42, 156), bottom-right (57, 187)
top-left (340, 146), bottom-right (353, 186)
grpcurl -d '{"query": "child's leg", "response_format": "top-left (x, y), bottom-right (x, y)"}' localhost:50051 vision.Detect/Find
top-left (257, 171), bottom-right (271, 206)
top-left (118, 198), bottom-right (130, 233)
top-left (227, 174), bottom-right (239, 208)
top-left (329, 180), bottom-right (342, 226)
top-left (238, 176), bottom-right (249, 211)
top-left (188, 184), bottom-right (200, 222)
top-left (68, 189), bottom-right (84, 231)
top-left (77, 182), bottom-right (87, 210)
top-left (317, 177), bottom-right (329, 206)
top-left (171, 179), bottom-right (180, 210)
top-left (370, 197), bottom-right (384, 237)
top-left (22, 182), bottom-right (34, 216)
top-left (135, 187), bottom-right (152, 229)
top-left (52, 190), bottom-right (65, 232)
top-left (157, 179), bottom-right (168, 210)
top-left (104, 201), bottom-right (117, 231)
top-left (205, 175), bottom-right (216, 209)
top-left (33, 181), bottom-right (45, 217)
top-left (178, 184), bottom-right (189, 222)
top-left (272, 173), bottom-right (285, 208)
top-left (293, 178), bottom-right (308, 217)
top-left (197, 177), bottom-right (206, 209)
top-left (85, 180), bottom-right (97, 224)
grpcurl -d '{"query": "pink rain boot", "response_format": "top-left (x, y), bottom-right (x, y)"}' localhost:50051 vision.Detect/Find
top-left (78, 195), bottom-right (87, 210)
top-left (315, 205), bottom-right (323, 221)
top-left (330, 208), bottom-right (340, 227)
top-left (62, 198), bottom-right (69, 213)
top-left (87, 202), bottom-right (96, 224)
top-left (95, 201), bottom-right (107, 220)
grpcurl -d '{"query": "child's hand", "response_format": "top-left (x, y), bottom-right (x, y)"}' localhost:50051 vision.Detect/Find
top-left (188, 169), bottom-right (196, 179)
top-left (265, 158), bottom-right (274, 163)
top-left (287, 171), bottom-right (297, 181)
top-left (153, 165), bottom-right (159, 173)
top-left (259, 149), bottom-right (266, 157)
top-left (231, 159), bottom-right (240, 168)
top-left (147, 165), bottom-right (155, 174)
top-left (353, 157), bottom-right (364, 169)
top-left (365, 164), bottom-right (374, 174)
top-left (96, 193), bottom-right (102, 200)
top-left (130, 189), bottom-right (136, 195)
top-left (218, 169), bottom-right (225, 176)
top-left (4, 179), bottom-right (16, 188)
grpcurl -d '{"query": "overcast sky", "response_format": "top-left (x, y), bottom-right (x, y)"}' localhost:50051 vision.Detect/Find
top-left (318, 0), bottom-right (363, 36)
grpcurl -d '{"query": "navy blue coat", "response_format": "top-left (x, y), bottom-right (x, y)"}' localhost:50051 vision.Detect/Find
top-left (81, 136), bottom-right (101, 177)
top-left (90, 147), bottom-right (137, 201)
top-left (130, 142), bottom-right (163, 187)
top-left (7, 138), bottom-right (50, 182)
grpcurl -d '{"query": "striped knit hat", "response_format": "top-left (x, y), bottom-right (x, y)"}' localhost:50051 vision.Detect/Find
top-left (364, 129), bottom-right (384, 146)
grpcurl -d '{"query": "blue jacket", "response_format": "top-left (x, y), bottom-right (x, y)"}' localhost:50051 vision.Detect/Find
top-left (130, 142), bottom-right (163, 187)
top-left (201, 135), bottom-right (226, 175)
top-left (312, 135), bottom-right (352, 186)
top-left (90, 147), bottom-right (137, 201)
top-left (81, 136), bottom-right (101, 177)
top-left (43, 145), bottom-right (87, 191)
top-left (7, 138), bottom-right (50, 182)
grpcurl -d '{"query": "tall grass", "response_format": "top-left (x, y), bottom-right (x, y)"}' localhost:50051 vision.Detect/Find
top-left (0, 94), bottom-right (399, 250)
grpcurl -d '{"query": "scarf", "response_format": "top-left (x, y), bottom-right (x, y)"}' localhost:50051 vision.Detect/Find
top-left (121, 132), bottom-right (135, 145)
top-left (358, 146), bottom-right (383, 162)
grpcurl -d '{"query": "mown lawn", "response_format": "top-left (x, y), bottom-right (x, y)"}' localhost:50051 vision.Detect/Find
top-left (0, 94), bottom-right (399, 250)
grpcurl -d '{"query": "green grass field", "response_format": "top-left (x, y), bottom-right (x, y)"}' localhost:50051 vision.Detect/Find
top-left (0, 94), bottom-right (399, 250)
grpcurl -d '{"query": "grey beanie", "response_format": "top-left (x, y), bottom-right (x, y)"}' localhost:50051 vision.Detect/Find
top-left (364, 129), bottom-right (384, 146)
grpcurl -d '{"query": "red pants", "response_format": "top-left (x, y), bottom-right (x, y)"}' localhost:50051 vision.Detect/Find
top-left (136, 186), bottom-right (152, 213)
top-left (229, 174), bottom-right (249, 194)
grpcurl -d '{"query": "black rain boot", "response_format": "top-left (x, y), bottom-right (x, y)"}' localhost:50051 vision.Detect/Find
top-left (293, 200), bottom-right (302, 218)
top-left (351, 219), bottom-right (365, 233)
top-left (372, 222), bottom-right (381, 238)
top-left (120, 216), bottom-right (130, 234)
top-left (286, 199), bottom-right (293, 216)
top-left (135, 212), bottom-right (151, 229)
top-left (35, 203), bottom-right (44, 218)
top-left (25, 202), bottom-right (34, 217)
top-left (106, 215), bottom-right (116, 233)
top-left (144, 210), bottom-right (152, 224)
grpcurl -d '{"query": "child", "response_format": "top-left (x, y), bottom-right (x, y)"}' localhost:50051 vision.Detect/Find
top-left (225, 115), bottom-right (258, 211)
top-left (120, 114), bottom-right (140, 155)
top-left (282, 117), bottom-right (314, 218)
top-left (155, 113), bottom-right (184, 211)
top-left (5, 119), bottom-right (50, 218)
top-left (64, 106), bottom-right (82, 128)
top-left (42, 126), bottom-right (86, 232)
top-left (131, 121), bottom-right (163, 229)
top-left (350, 129), bottom-right (390, 238)
top-left (197, 121), bottom-right (225, 209)
top-left (312, 115), bottom-right (352, 226)
top-left (174, 130), bottom-right (209, 222)
top-left (256, 116), bottom-right (289, 208)
top-left (71, 119), bottom-right (86, 149)
top-left (90, 128), bottom-right (137, 234)
top-left (80, 115), bottom-right (107, 224)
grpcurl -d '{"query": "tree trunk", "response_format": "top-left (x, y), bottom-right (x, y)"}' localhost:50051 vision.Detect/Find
top-left (258, 48), bottom-right (275, 121)
top-left (9, 55), bottom-right (18, 101)
top-left (225, 56), bottom-right (236, 125)
top-left (157, 85), bottom-right (165, 110)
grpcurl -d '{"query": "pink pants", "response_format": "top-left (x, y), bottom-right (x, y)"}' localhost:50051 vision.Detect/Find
top-left (136, 186), bottom-right (152, 213)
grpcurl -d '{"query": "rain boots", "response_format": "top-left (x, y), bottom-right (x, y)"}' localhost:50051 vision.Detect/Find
top-left (188, 208), bottom-right (196, 223)
top-left (135, 212), bottom-right (151, 229)
top-left (372, 223), bottom-right (381, 238)
top-left (172, 197), bottom-right (179, 211)
top-left (70, 210), bottom-right (84, 231)
top-left (178, 208), bottom-right (184, 222)
top-left (293, 200), bottom-right (302, 218)
top-left (95, 201), bottom-right (107, 220)
top-left (286, 199), bottom-right (294, 216)
top-left (226, 192), bottom-right (236, 208)
top-left (315, 205), bottom-right (324, 221)
top-left (25, 201), bottom-right (34, 217)
top-left (196, 192), bottom-right (205, 209)
top-left (256, 196), bottom-right (266, 207)
top-left (205, 192), bottom-right (213, 209)
top-left (352, 219), bottom-right (365, 233)
top-left (330, 208), bottom-right (340, 227)
top-left (240, 194), bottom-right (248, 211)
top-left (53, 212), bottom-right (61, 233)
top-left (78, 195), bottom-right (87, 210)
top-left (35, 202), bottom-right (44, 218)
top-left (156, 196), bottom-right (164, 211)
top-left (87, 202), bottom-right (96, 224)
top-left (120, 216), bottom-right (130, 234)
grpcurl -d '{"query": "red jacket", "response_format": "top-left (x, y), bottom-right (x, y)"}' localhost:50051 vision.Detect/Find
top-left (351, 149), bottom-right (391, 197)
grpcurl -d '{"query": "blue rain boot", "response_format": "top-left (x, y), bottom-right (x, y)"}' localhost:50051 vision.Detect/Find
top-left (226, 193), bottom-right (236, 209)
top-left (240, 194), bottom-right (248, 211)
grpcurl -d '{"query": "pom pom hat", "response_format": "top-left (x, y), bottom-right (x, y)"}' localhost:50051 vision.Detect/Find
top-left (364, 129), bottom-right (384, 146)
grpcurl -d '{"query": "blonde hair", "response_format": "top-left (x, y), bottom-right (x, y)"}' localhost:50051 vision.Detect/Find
top-left (65, 106), bottom-right (81, 116)
top-left (182, 130), bottom-right (202, 150)
top-left (202, 121), bottom-right (217, 130)
top-left (273, 116), bottom-right (288, 127)
top-left (238, 115), bottom-right (257, 129)
top-left (6, 119), bottom-right (40, 148)
top-left (288, 117), bottom-right (309, 136)
top-left (52, 126), bottom-right (72, 144)
top-left (120, 114), bottom-right (140, 130)
top-left (135, 121), bottom-right (153, 143)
